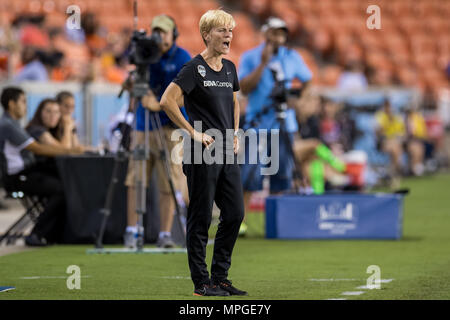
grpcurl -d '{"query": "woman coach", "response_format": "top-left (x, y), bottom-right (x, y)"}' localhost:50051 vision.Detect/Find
top-left (160, 9), bottom-right (247, 297)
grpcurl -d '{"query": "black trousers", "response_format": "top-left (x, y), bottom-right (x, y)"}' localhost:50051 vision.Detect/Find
top-left (183, 162), bottom-right (244, 288)
top-left (5, 161), bottom-right (66, 243)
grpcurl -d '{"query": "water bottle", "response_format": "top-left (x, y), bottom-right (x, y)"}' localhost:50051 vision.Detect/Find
top-left (110, 130), bottom-right (123, 153)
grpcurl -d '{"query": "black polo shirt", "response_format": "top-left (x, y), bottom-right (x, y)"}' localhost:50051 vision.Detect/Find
top-left (173, 54), bottom-right (240, 138)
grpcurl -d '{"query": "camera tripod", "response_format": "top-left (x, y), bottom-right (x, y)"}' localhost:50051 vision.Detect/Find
top-left (242, 100), bottom-right (304, 194)
top-left (90, 73), bottom-right (187, 254)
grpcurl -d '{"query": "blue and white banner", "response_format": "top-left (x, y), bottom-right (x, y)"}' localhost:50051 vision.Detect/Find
top-left (266, 194), bottom-right (404, 239)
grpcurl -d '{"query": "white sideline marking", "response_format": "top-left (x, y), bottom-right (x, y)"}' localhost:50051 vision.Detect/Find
top-left (320, 278), bottom-right (394, 300)
top-left (309, 278), bottom-right (359, 282)
top-left (160, 276), bottom-right (190, 280)
top-left (356, 285), bottom-right (370, 289)
top-left (310, 278), bottom-right (393, 282)
top-left (356, 278), bottom-right (394, 289)
top-left (20, 276), bottom-right (91, 280)
top-left (379, 279), bottom-right (394, 283)
top-left (341, 291), bottom-right (365, 296)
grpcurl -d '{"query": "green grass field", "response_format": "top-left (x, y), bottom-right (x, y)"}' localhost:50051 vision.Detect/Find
top-left (1, 173), bottom-right (450, 300)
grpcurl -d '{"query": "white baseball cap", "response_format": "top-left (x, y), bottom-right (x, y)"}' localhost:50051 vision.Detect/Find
top-left (261, 17), bottom-right (288, 33)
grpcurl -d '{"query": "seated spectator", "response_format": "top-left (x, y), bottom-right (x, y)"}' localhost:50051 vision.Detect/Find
top-left (318, 97), bottom-right (359, 153)
top-left (81, 13), bottom-right (107, 56)
top-left (319, 97), bottom-right (343, 154)
top-left (423, 103), bottom-right (445, 170)
top-left (17, 14), bottom-right (49, 49)
top-left (404, 107), bottom-right (427, 176)
top-left (375, 100), bottom-right (405, 187)
top-left (336, 105), bottom-right (359, 153)
top-left (337, 61), bottom-right (368, 91)
top-left (49, 27), bottom-right (90, 81)
top-left (55, 91), bottom-right (85, 150)
top-left (25, 98), bottom-right (67, 177)
top-left (0, 87), bottom-right (82, 246)
top-left (293, 94), bottom-right (346, 194)
top-left (294, 94), bottom-right (323, 177)
top-left (26, 98), bottom-right (74, 149)
top-left (14, 46), bottom-right (64, 82)
top-left (297, 93), bottom-right (322, 141)
top-left (14, 46), bottom-right (49, 82)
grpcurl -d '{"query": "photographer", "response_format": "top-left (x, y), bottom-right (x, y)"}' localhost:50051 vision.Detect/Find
top-left (124, 15), bottom-right (191, 249)
top-left (238, 17), bottom-right (312, 232)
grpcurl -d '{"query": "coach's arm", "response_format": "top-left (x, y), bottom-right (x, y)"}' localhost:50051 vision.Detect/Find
top-left (160, 82), bottom-right (214, 149)
top-left (142, 90), bottom-right (185, 112)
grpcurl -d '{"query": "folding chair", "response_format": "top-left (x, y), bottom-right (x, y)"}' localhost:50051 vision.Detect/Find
top-left (0, 155), bottom-right (45, 246)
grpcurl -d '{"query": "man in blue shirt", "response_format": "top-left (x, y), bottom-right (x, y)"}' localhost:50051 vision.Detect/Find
top-left (238, 17), bottom-right (312, 232)
top-left (124, 15), bottom-right (191, 248)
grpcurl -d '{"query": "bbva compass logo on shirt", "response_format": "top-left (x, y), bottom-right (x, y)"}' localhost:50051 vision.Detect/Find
top-left (316, 202), bottom-right (359, 235)
top-left (197, 65), bottom-right (206, 77)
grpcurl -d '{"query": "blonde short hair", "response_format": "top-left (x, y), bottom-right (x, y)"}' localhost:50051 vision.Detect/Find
top-left (199, 9), bottom-right (236, 45)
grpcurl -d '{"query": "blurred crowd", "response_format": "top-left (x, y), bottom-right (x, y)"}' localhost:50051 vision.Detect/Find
top-left (0, 0), bottom-right (449, 192)
top-left (1, 0), bottom-right (449, 95)
top-left (1, 3), bottom-right (449, 248)
top-left (291, 93), bottom-right (445, 190)
top-left (238, 0), bottom-right (450, 93)
top-left (0, 12), bottom-right (131, 83)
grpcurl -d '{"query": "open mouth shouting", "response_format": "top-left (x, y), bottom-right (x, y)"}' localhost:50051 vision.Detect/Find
top-left (222, 40), bottom-right (231, 50)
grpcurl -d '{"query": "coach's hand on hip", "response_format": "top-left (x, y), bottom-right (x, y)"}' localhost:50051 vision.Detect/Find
top-left (193, 130), bottom-right (215, 149)
top-left (234, 135), bottom-right (240, 154)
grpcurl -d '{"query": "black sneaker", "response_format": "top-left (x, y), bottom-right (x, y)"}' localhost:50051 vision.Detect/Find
top-left (214, 279), bottom-right (248, 296)
top-left (193, 283), bottom-right (230, 296)
top-left (25, 233), bottom-right (48, 247)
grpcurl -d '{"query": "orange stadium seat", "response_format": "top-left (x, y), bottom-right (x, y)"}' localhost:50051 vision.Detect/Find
top-left (40, 0), bottom-right (57, 14)
top-left (0, 11), bottom-right (12, 25)
top-left (54, 0), bottom-right (73, 13)
top-left (410, 36), bottom-right (437, 55)
top-left (243, 0), bottom-right (270, 19)
top-left (293, 0), bottom-right (314, 16)
top-left (11, 0), bottom-right (30, 14)
top-left (319, 65), bottom-right (342, 86)
top-left (2, 0), bottom-right (448, 91)
top-left (300, 15), bottom-right (320, 34)
top-left (309, 28), bottom-right (333, 56)
top-left (295, 47), bottom-right (319, 83)
top-left (314, 0), bottom-right (330, 12)
top-left (44, 12), bottom-right (66, 28)
top-left (335, 0), bottom-right (359, 14)
top-left (391, 51), bottom-right (412, 68)
top-left (357, 32), bottom-right (383, 52)
top-left (397, 67), bottom-right (418, 87)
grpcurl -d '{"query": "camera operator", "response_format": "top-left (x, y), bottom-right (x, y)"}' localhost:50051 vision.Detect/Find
top-left (238, 17), bottom-right (312, 233)
top-left (124, 15), bottom-right (191, 249)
